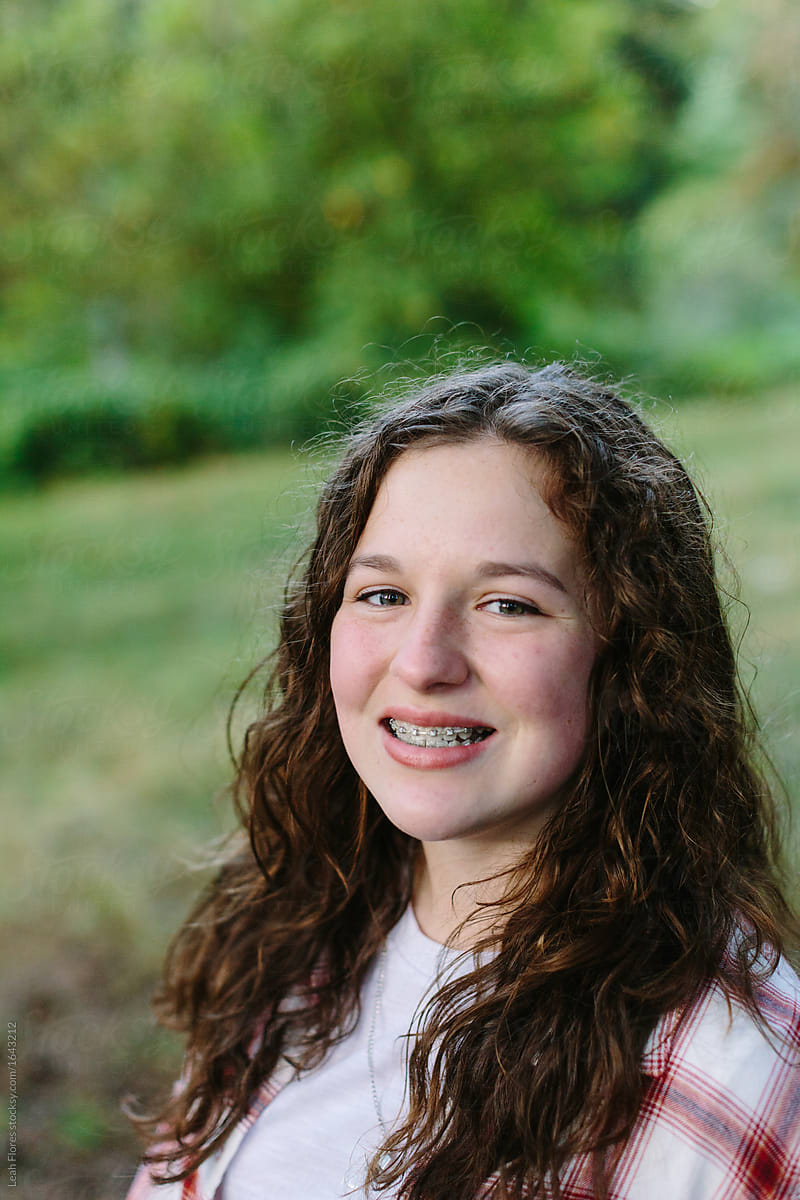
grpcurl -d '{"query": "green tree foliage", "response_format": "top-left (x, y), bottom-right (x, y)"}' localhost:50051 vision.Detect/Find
top-left (0, 0), bottom-right (692, 359)
top-left (0, 0), bottom-right (796, 480)
top-left (633, 0), bottom-right (800, 390)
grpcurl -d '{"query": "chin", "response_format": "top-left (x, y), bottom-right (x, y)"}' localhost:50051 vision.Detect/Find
top-left (369, 797), bottom-right (459, 843)
top-left (371, 795), bottom-right (504, 846)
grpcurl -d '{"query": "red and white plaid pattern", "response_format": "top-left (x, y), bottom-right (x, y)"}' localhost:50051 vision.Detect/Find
top-left (124, 956), bottom-right (800, 1199)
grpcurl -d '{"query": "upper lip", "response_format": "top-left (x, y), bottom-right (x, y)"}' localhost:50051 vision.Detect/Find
top-left (380, 707), bottom-right (494, 728)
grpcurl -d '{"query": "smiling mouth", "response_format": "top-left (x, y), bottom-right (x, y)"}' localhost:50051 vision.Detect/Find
top-left (386, 718), bottom-right (494, 748)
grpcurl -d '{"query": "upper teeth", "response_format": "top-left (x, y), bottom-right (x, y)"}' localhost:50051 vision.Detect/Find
top-left (387, 719), bottom-right (492, 748)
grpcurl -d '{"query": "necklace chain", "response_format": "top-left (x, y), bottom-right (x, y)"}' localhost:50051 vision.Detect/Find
top-left (366, 942), bottom-right (388, 1133)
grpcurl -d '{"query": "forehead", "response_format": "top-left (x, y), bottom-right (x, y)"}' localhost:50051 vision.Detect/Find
top-left (355, 438), bottom-right (583, 587)
top-left (368, 437), bottom-right (553, 518)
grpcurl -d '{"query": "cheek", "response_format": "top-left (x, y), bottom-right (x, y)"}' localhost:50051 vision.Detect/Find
top-left (329, 613), bottom-right (378, 714)
top-left (499, 637), bottom-right (595, 731)
top-left (550, 642), bottom-right (597, 748)
top-left (329, 615), bottom-right (352, 713)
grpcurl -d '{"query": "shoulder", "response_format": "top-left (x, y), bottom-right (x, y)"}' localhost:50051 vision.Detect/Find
top-left (622, 955), bottom-right (800, 1199)
top-left (557, 957), bottom-right (800, 1199)
top-left (644, 952), bottom-right (800, 1087)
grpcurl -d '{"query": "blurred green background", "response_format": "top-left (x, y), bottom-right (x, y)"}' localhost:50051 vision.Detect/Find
top-left (2, 0), bottom-right (798, 1196)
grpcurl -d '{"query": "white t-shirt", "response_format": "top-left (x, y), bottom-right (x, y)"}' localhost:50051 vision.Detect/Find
top-left (218, 906), bottom-right (469, 1199)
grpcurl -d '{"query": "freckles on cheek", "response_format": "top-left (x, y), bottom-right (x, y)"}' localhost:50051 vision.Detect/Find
top-left (328, 617), bottom-right (348, 700)
top-left (330, 617), bottom-right (376, 703)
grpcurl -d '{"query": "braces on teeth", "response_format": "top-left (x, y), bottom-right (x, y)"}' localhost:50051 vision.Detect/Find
top-left (387, 718), bottom-right (492, 748)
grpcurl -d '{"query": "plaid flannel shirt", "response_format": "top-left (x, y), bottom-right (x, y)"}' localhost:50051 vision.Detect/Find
top-left (125, 954), bottom-right (800, 1200)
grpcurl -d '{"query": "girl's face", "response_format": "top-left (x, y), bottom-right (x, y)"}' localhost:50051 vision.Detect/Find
top-left (329, 438), bottom-right (598, 862)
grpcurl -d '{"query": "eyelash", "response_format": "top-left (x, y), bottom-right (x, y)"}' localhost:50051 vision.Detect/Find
top-left (482, 598), bottom-right (542, 617)
top-left (357, 588), bottom-right (408, 607)
top-left (355, 589), bottom-right (542, 617)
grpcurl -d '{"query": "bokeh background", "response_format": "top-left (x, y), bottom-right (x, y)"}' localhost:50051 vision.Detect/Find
top-left (2, 0), bottom-right (799, 1195)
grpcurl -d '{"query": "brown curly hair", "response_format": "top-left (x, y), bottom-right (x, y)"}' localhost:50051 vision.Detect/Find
top-left (132, 362), bottom-right (797, 1198)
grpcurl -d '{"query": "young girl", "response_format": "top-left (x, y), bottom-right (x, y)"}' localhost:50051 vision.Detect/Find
top-left (126, 362), bottom-right (800, 1199)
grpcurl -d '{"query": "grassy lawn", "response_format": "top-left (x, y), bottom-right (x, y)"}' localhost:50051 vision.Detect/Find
top-left (2, 388), bottom-right (798, 1198)
top-left (1, 449), bottom-right (321, 1199)
top-left (658, 388), bottom-right (800, 817)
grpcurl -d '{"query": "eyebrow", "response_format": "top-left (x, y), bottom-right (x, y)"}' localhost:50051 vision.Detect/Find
top-left (346, 554), bottom-right (568, 595)
top-left (476, 560), bottom-right (568, 595)
top-left (346, 553), bottom-right (402, 576)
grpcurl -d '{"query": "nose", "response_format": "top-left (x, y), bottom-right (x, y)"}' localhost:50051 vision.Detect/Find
top-left (388, 606), bottom-right (470, 692)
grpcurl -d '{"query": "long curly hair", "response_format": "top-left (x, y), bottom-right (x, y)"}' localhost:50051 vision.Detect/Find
top-left (132, 362), bottom-right (797, 1198)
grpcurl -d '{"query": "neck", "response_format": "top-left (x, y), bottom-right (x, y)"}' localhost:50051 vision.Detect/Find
top-left (412, 840), bottom-right (520, 948)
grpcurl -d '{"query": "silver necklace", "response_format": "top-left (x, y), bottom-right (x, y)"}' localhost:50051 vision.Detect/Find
top-left (342, 944), bottom-right (391, 1196)
top-left (366, 942), bottom-right (388, 1133)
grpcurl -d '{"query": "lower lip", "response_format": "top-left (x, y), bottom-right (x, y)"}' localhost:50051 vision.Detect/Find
top-left (380, 723), bottom-right (495, 769)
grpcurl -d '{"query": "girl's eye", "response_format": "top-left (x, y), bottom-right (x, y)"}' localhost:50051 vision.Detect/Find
top-left (358, 588), bottom-right (407, 607)
top-left (483, 598), bottom-right (541, 617)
